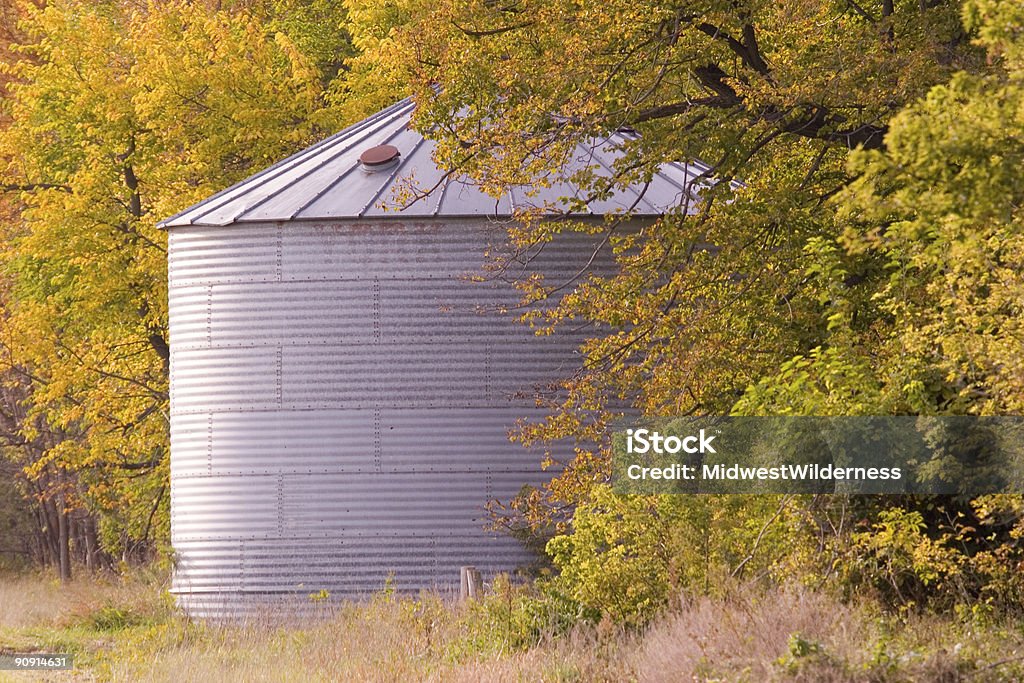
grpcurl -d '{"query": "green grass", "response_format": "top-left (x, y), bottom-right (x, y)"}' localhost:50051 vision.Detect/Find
top-left (1, 570), bottom-right (1023, 682)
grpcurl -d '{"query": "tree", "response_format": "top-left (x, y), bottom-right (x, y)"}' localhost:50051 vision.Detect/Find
top-left (0, 0), bottom-right (346, 563)
top-left (737, 0), bottom-right (1024, 418)
top-left (344, 0), bottom-right (983, 518)
top-left (344, 0), bottom-right (1024, 615)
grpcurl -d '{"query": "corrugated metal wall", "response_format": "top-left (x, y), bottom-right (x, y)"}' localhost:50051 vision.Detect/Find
top-left (168, 218), bottom-right (622, 617)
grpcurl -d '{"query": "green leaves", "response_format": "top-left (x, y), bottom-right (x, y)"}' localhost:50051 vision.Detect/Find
top-left (547, 487), bottom-right (806, 623)
top-left (823, 12), bottom-right (1024, 417)
top-left (0, 0), bottom-right (346, 559)
top-left (343, 0), bottom-right (1024, 617)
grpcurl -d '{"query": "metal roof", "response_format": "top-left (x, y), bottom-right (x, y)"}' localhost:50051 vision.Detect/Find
top-left (159, 98), bottom-right (707, 228)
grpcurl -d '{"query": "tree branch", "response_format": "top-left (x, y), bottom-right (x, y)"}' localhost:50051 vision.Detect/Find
top-left (694, 21), bottom-right (771, 77)
top-left (0, 182), bottom-right (71, 193)
top-left (631, 97), bottom-right (738, 123)
top-left (451, 19), bottom-right (533, 37)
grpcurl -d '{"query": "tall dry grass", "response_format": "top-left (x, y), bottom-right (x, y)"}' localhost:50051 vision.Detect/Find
top-left (2, 571), bottom-right (1023, 682)
top-left (92, 593), bottom-right (628, 682)
top-left (629, 585), bottom-right (1019, 682)
top-left (0, 570), bottom-right (168, 631)
top-left (633, 587), bottom-right (873, 682)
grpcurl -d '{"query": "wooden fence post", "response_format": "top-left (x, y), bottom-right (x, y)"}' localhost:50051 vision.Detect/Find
top-left (460, 565), bottom-right (483, 601)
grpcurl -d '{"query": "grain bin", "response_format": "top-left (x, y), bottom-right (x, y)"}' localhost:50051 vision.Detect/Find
top-left (160, 98), bottom-right (701, 618)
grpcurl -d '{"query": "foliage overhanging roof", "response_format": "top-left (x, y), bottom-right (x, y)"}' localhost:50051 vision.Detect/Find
top-left (159, 97), bottom-right (707, 228)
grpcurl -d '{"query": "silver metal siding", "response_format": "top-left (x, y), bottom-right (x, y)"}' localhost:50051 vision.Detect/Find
top-left (169, 218), bottom-right (622, 618)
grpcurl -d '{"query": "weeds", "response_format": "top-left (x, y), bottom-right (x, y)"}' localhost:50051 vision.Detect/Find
top-left (1, 571), bottom-right (1023, 682)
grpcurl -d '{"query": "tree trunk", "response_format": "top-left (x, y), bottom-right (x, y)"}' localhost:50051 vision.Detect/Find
top-left (84, 515), bottom-right (97, 573)
top-left (57, 490), bottom-right (71, 583)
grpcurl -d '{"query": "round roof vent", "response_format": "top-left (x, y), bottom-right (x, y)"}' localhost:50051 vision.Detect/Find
top-left (359, 144), bottom-right (401, 172)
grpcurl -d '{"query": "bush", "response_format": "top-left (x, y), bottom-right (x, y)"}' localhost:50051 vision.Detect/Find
top-left (545, 486), bottom-right (813, 625)
top-left (838, 508), bottom-right (965, 609)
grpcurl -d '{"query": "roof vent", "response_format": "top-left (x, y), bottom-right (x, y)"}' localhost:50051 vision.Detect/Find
top-left (359, 144), bottom-right (401, 172)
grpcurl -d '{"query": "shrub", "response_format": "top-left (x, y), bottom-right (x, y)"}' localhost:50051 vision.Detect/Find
top-left (546, 486), bottom-right (812, 624)
top-left (838, 508), bottom-right (965, 608)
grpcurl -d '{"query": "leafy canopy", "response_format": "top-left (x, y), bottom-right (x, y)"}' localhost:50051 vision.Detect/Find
top-left (0, 0), bottom-right (347, 555)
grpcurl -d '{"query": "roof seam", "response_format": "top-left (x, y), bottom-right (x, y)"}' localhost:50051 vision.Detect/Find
top-left (227, 103), bottom-right (415, 224)
top-left (158, 97), bottom-right (416, 228)
top-left (290, 113), bottom-right (413, 220)
top-left (161, 98), bottom-right (711, 227)
top-left (578, 136), bottom-right (661, 214)
top-left (357, 132), bottom-right (430, 217)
